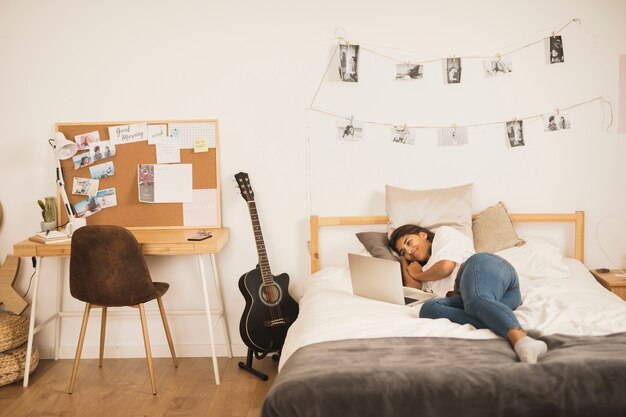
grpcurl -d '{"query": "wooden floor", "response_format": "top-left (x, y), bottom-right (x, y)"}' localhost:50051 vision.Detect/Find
top-left (0, 356), bottom-right (278, 417)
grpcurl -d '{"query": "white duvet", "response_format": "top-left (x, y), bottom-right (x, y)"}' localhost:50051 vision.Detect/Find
top-left (280, 257), bottom-right (626, 370)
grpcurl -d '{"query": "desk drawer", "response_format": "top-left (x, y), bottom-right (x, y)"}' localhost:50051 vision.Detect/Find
top-left (140, 243), bottom-right (196, 255)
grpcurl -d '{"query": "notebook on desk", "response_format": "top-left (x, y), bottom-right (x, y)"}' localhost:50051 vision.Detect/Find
top-left (29, 230), bottom-right (71, 244)
top-left (348, 253), bottom-right (436, 306)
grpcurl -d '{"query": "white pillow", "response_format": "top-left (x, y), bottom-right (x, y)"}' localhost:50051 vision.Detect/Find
top-left (495, 237), bottom-right (570, 280)
top-left (386, 183), bottom-right (473, 239)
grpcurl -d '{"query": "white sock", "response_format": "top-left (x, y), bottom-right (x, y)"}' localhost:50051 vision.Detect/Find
top-left (514, 336), bottom-right (547, 364)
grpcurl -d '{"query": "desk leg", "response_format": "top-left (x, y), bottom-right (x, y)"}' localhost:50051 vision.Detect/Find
top-left (54, 258), bottom-right (64, 361)
top-left (209, 253), bottom-right (233, 358)
top-left (23, 256), bottom-right (42, 387)
top-left (197, 254), bottom-right (220, 385)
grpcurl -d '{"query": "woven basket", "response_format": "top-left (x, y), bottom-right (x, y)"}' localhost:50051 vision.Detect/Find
top-left (0, 342), bottom-right (39, 386)
top-left (0, 311), bottom-right (29, 353)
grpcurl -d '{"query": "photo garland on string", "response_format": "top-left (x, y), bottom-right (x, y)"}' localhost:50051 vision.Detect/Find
top-left (446, 58), bottom-right (462, 84)
top-left (395, 63), bottom-right (424, 80)
top-left (339, 44), bottom-right (359, 82)
top-left (549, 35), bottom-right (565, 64)
top-left (438, 126), bottom-right (468, 146)
top-left (543, 112), bottom-right (572, 132)
top-left (336, 118), bottom-right (364, 141)
top-left (506, 120), bottom-right (525, 148)
top-left (483, 56), bottom-right (513, 77)
top-left (391, 126), bottom-right (415, 145)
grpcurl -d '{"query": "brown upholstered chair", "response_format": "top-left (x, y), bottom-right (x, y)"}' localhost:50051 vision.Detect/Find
top-left (68, 225), bottom-right (177, 395)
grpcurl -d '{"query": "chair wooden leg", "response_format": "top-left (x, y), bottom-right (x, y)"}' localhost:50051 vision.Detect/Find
top-left (157, 297), bottom-right (178, 368)
top-left (68, 303), bottom-right (92, 394)
top-left (138, 304), bottom-right (157, 395)
top-left (99, 306), bottom-right (107, 367)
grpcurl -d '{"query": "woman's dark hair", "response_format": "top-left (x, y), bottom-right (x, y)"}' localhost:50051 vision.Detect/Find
top-left (389, 224), bottom-right (435, 259)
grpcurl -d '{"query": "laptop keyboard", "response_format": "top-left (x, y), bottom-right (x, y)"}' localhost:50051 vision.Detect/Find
top-left (404, 297), bottom-right (419, 304)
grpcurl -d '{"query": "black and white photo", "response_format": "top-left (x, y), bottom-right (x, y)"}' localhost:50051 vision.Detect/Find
top-left (339, 44), bottom-right (359, 82)
top-left (336, 119), bottom-right (363, 141)
top-left (395, 63), bottom-right (423, 80)
top-left (483, 57), bottom-right (513, 77)
top-left (543, 113), bottom-right (572, 132)
top-left (506, 120), bottom-right (525, 147)
top-left (549, 35), bottom-right (564, 64)
top-left (391, 126), bottom-right (415, 145)
top-left (438, 126), bottom-right (468, 146)
top-left (446, 58), bottom-right (461, 84)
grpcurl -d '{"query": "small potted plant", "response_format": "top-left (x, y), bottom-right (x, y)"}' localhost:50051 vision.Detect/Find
top-left (38, 196), bottom-right (57, 232)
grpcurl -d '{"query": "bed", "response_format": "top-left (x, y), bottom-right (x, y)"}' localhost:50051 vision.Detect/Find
top-left (262, 210), bottom-right (626, 417)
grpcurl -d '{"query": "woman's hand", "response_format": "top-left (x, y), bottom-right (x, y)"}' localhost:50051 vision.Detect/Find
top-left (407, 261), bottom-right (423, 277)
top-left (400, 257), bottom-right (423, 289)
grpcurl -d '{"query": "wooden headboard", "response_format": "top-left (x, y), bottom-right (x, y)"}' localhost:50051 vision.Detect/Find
top-left (309, 212), bottom-right (585, 273)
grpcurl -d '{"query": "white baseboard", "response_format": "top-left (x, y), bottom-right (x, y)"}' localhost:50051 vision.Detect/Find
top-left (38, 343), bottom-right (250, 360)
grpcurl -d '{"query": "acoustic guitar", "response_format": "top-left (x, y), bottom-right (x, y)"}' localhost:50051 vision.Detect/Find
top-left (235, 172), bottom-right (299, 354)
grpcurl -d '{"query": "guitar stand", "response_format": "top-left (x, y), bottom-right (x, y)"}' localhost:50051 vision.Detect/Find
top-left (238, 348), bottom-right (281, 381)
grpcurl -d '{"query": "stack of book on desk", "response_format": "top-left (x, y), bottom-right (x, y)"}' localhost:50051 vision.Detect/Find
top-left (29, 230), bottom-right (71, 244)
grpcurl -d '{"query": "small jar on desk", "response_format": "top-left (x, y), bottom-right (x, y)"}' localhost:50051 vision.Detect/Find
top-left (590, 269), bottom-right (626, 301)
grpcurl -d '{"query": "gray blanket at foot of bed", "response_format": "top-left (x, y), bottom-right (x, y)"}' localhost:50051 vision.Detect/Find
top-left (262, 333), bottom-right (626, 417)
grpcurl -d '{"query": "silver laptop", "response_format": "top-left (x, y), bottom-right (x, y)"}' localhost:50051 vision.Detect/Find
top-left (348, 253), bottom-right (436, 306)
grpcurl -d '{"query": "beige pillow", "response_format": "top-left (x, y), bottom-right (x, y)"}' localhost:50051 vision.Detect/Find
top-left (386, 183), bottom-right (474, 239)
top-left (472, 202), bottom-right (525, 253)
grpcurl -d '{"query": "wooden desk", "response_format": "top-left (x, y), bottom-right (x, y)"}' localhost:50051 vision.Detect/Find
top-left (13, 228), bottom-right (232, 387)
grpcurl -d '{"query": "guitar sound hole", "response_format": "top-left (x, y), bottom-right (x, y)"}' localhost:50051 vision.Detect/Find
top-left (259, 284), bottom-right (282, 306)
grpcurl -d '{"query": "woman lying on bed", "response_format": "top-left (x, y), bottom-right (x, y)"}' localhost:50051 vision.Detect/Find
top-left (389, 224), bottom-right (548, 363)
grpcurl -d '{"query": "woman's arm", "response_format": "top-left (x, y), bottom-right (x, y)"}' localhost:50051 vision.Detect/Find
top-left (401, 258), bottom-right (457, 287)
top-left (400, 257), bottom-right (422, 289)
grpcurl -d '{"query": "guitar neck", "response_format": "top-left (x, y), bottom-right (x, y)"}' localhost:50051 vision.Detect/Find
top-left (247, 200), bottom-right (273, 283)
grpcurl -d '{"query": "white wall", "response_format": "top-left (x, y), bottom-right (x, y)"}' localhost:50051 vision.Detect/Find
top-left (1, 0), bottom-right (625, 359)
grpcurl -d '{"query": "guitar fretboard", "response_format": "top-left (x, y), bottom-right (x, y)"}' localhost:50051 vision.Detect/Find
top-left (247, 201), bottom-right (273, 284)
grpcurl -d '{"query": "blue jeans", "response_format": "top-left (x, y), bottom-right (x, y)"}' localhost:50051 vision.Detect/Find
top-left (420, 253), bottom-right (522, 338)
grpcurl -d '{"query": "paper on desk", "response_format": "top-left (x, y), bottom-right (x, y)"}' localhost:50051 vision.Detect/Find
top-left (183, 189), bottom-right (218, 226)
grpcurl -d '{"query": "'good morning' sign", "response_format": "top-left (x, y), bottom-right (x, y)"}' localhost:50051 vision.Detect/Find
top-left (108, 122), bottom-right (148, 145)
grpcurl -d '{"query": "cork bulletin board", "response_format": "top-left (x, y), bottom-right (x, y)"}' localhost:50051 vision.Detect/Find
top-left (56, 119), bottom-right (221, 229)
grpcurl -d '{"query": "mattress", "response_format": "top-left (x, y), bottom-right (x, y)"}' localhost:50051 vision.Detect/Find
top-left (280, 257), bottom-right (626, 371)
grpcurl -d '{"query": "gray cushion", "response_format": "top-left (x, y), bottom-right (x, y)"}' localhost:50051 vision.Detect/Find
top-left (356, 232), bottom-right (399, 263)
